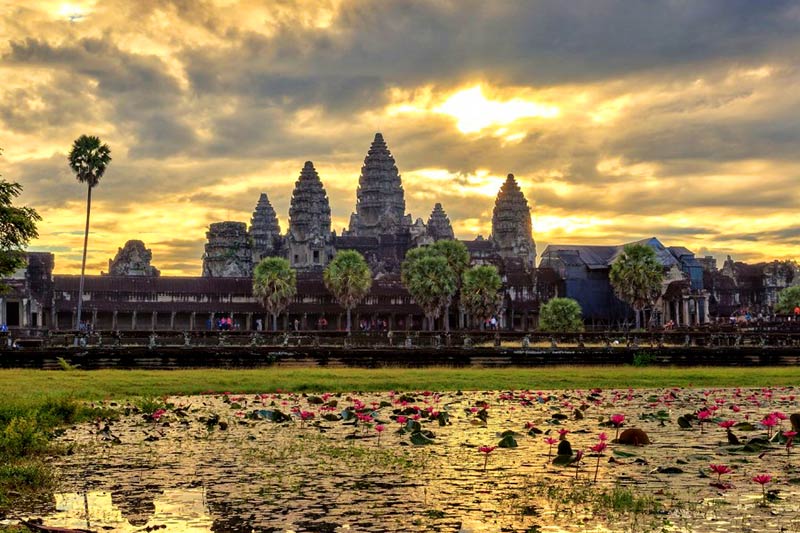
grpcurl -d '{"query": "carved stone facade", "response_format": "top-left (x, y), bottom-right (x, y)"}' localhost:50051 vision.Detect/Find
top-left (105, 240), bottom-right (160, 277)
top-left (286, 161), bottom-right (334, 269)
top-left (249, 193), bottom-right (282, 264)
top-left (703, 256), bottom-right (800, 315)
top-left (426, 203), bottom-right (455, 241)
top-left (491, 174), bottom-right (536, 270)
top-left (346, 133), bottom-right (410, 237)
top-left (201, 222), bottom-right (253, 278)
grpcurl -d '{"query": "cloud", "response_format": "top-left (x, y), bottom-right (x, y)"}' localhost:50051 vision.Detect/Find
top-left (1, 0), bottom-right (799, 274)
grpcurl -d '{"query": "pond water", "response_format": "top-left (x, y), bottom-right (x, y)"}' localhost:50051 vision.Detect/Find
top-left (17, 386), bottom-right (800, 532)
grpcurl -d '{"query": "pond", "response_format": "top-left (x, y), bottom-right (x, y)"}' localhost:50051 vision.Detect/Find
top-left (15, 386), bottom-right (800, 532)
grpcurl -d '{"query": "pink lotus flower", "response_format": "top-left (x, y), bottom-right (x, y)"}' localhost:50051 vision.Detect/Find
top-left (375, 424), bottom-right (385, 446)
top-left (558, 428), bottom-right (570, 439)
top-left (752, 473), bottom-right (772, 503)
top-left (479, 445), bottom-right (497, 471)
top-left (544, 436), bottom-right (558, 460)
top-left (598, 432), bottom-right (609, 442)
top-left (709, 463), bottom-right (732, 483)
top-left (718, 420), bottom-right (736, 429)
top-left (396, 415), bottom-right (407, 424)
top-left (761, 414), bottom-right (779, 439)
top-left (610, 414), bottom-right (625, 426)
top-left (590, 442), bottom-right (607, 454)
top-left (150, 408), bottom-right (167, 422)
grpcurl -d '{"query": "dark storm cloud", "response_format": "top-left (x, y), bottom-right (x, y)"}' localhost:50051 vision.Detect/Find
top-left (4, 36), bottom-right (197, 157)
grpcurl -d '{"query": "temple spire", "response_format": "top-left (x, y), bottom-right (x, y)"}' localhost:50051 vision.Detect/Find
top-left (249, 193), bottom-right (282, 263)
top-left (347, 133), bottom-right (408, 236)
top-left (426, 202), bottom-right (455, 241)
top-left (491, 173), bottom-right (536, 270)
top-left (286, 161), bottom-right (333, 269)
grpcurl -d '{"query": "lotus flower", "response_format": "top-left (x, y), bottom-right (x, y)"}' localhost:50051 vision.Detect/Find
top-left (590, 440), bottom-right (608, 482)
top-left (545, 437), bottom-right (558, 460)
top-left (709, 463), bottom-right (731, 484)
top-left (610, 414), bottom-right (625, 439)
top-left (479, 445), bottom-right (497, 471)
top-left (752, 474), bottom-right (772, 503)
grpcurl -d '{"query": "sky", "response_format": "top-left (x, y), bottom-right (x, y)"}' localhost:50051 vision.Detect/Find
top-left (2, 0), bottom-right (800, 276)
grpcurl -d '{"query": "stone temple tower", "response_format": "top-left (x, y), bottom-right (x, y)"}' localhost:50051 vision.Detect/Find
top-left (426, 203), bottom-right (455, 241)
top-left (286, 161), bottom-right (334, 269)
top-left (249, 193), bottom-right (282, 263)
top-left (491, 174), bottom-right (536, 270)
top-left (202, 222), bottom-right (253, 277)
top-left (347, 133), bottom-right (410, 237)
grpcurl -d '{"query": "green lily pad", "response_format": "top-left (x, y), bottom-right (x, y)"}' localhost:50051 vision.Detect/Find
top-left (410, 431), bottom-right (435, 445)
top-left (498, 434), bottom-right (518, 448)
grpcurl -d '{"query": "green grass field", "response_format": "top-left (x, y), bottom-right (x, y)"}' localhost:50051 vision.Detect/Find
top-left (2, 366), bottom-right (800, 414)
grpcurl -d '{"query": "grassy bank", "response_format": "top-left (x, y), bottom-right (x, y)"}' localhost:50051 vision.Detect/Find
top-left (2, 366), bottom-right (800, 410)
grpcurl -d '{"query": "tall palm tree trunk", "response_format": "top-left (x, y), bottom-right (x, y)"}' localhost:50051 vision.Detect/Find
top-left (75, 185), bottom-right (92, 331)
top-left (444, 303), bottom-right (450, 333)
top-left (272, 313), bottom-right (277, 332)
top-left (346, 308), bottom-right (352, 335)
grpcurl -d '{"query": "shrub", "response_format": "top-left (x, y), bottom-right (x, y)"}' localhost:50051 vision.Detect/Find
top-left (539, 298), bottom-right (584, 333)
top-left (633, 351), bottom-right (656, 367)
top-left (0, 417), bottom-right (49, 460)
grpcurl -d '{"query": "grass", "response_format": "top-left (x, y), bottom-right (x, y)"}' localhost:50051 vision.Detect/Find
top-left (2, 366), bottom-right (800, 411)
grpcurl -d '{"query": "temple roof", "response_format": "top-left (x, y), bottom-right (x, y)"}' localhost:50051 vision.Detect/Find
top-left (288, 161), bottom-right (331, 242)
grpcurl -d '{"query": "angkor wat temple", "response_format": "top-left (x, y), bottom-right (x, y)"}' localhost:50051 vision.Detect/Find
top-left (1, 133), bottom-right (798, 332)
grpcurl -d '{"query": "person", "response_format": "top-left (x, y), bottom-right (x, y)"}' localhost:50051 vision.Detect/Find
top-left (794, 306), bottom-right (800, 317)
top-left (293, 318), bottom-right (299, 331)
top-left (490, 316), bottom-right (498, 330)
top-left (256, 318), bottom-right (263, 332)
top-left (0, 323), bottom-right (7, 332)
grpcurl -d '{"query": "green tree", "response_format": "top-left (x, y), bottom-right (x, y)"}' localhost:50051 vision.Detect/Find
top-left (253, 257), bottom-right (297, 331)
top-left (539, 297), bottom-right (584, 332)
top-left (430, 240), bottom-right (470, 332)
top-left (323, 250), bottom-right (372, 334)
top-left (68, 135), bottom-right (111, 329)
top-left (1, 149), bottom-right (41, 288)
top-left (461, 265), bottom-right (503, 329)
top-left (775, 286), bottom-right (800, 315)
top-left (402, 252), bottom-right (457, 331)
top-left (609, 244), bottom-right (665, 329)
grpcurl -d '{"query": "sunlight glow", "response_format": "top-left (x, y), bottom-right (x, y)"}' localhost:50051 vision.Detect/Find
top-left (435, 86), bottom-right (560, 133)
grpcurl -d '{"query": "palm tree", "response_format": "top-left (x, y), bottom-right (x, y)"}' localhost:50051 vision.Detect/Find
top-left (323, 250), bottom-right (372, 334)
top-left (609, 244), bottom-right (665, 329)
top-left (68, 135), bottom-right (111, 330)
top-left (461, 265), bottom-right (503, 329)
top-left (430, 240), bottom-right (470, 332)
top-left (401, 253), bottom-right (456, 331)
top-left (253, 257), bottom-right (297, 331)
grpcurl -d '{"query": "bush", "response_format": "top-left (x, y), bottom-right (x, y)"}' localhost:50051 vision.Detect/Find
top-left (633, 351), bottom-right (656, 367)
top-left (539, 298), bottom-right (584, 333)
top-left (0, 417), bottom-right (49, 460)
top-left (776, 286), bottom-right (800, 315)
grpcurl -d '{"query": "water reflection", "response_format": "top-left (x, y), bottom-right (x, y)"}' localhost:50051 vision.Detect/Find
top-left (42, 488), bottom-right (213, 532)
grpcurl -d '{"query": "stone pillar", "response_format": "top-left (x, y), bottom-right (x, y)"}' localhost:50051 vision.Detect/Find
top-left (132, 311), bottom-right (138, 330)
top-left (389, 313), bottom-right (395, 330)
top-left (694, 299), bottom-right (701, 326)
top-left (112, 311), bottom-right (118, 330)
top-left (302, 313), bottom-right (308, 330)
top-left (407, 314), bottom-right (413, 331)
top-left (91, 309), bottom-right (98, 329)
top-left (337, 314), bottom-right (342, 330)
top-left (71, 311), bottom-right (76, 331)
top-left (246, 313), bottom-right (252, 331)
top-left (283, 314), bottom-right (288, 331)
top-left (190, 312), bottom-right (196, 331)
top-left (151, 312), bottom-right (157, 330)
top-left (682, 299), bottom-right (690, 327)
top-left (703, 297), bottom-right (710, 324)
top-left (170, 312), bottom-right (176, 330)
top-left (209, 313), bottom-right (215, 330)
top-left (458, 307), bottom-right (465, 329)
top-left (0, 296), bottom-right (5, 326)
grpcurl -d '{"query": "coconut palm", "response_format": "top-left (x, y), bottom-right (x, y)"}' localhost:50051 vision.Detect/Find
top-left (402, 252), bottom-right (457, 331)
top-left (253, 257), bottom-right (297, 331)
top-left (430, 240), bottom-right (470, 332)
top-left (68, 135), bottom-right (111, 329)
top-left (609, 244), bottom-right (665, 329)
top-left (461, 265), bottom-right (503, 329)
top-left (323, 249), bottom-right (372, 334)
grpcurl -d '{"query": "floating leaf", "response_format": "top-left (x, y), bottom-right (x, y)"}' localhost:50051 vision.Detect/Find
top-left (654, 466), bottom-right (684, 474)
top-left (734, 422), bottom-right (756, 431)
top-left (613, 450), bottom-right (636, 458)
top-left (498, 434), bottom-right (518, 448)
top-left (410, 431), bottom-right (435, 445)
top-left (552, 454), bottom-right (573, 466)
top-left (677, 416), bottom-right (692, 429)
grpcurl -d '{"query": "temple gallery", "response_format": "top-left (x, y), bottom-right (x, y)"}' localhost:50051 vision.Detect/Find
top-left (2, 134), bottom-right (797, 332)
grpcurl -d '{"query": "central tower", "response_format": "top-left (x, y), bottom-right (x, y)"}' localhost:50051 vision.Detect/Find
top-left (347, 133), bottom-right (409, 237)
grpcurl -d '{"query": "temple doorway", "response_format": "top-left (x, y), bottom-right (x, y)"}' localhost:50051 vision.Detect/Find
top-left (5, 301), bottom-right (20, 327)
